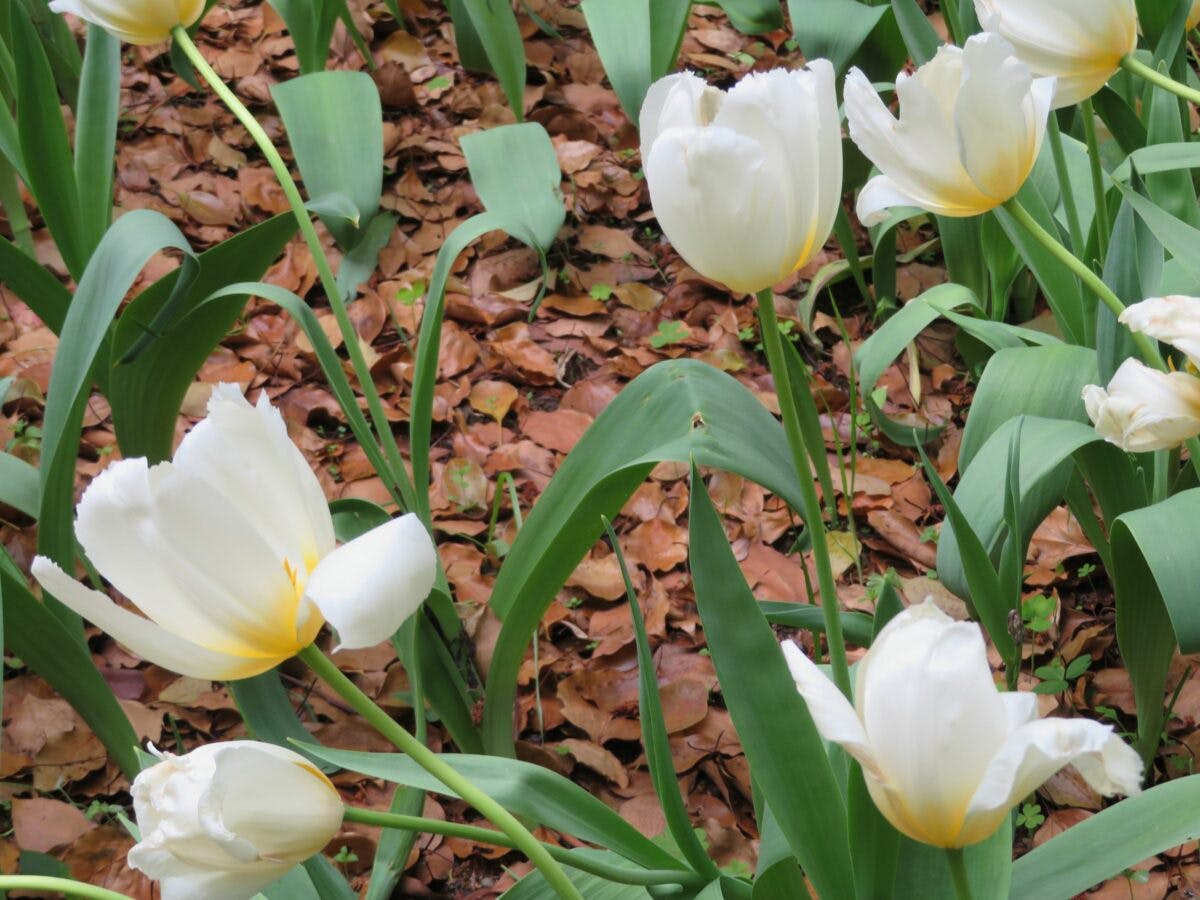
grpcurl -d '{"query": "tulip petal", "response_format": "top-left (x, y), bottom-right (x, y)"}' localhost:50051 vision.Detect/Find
top-left (644, 124), bottom-right (792, 294)
top-left (959, 717), bottom-right (1142, 846)
top-left (954, 34), bottom-right (1049, 202)
top-left (304, 514), bottom-right (438, 649)
top-left (857, 600), bottom-right (1010, 848)
top-left (1083, 359), bottom-right (1200, 452)
top-left (855, 174), bottom-right (927, 227)
top-left (1120, 295), bottom-right (1200, 370)
top-left (73, 458), bottom-right (318, 657)
top-left (50, 0), bottom-right (204, 44)
top-left (638, 72), bottom-right (718, 162)
top-left (172, 385), bottom-right (335, 570)
top-left (30, 558), bottom-right (270, 680)
top-left (781, 640), bottom-right (881, 777)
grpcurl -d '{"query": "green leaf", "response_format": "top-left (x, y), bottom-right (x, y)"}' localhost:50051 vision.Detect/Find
top-left (0, 552), bottom-right (139, 778)
top-left (229, 672), bottom-right (336, 773)
top-left (480, 360), bottom-right (807, 756)
top-left (272, 71), bottom-right (383, 248)
top-left (502, 856), bottom-right (655, 900)
top-left (0, 451), bottom-right (37, 518)
top-left (687, 463), bottom-right (854, 899)
top-left (455, 0), bottom-right (528, 119)
top-left (297, 744), bottom-right (685, 872)
top-left (109, 214), bottom-right (297, 461)
top-left (11, 4), bottom-right (86, 278)
top-left (788, 0), bottom-right (887, 75)
top-left (460, 123), bottom-right (565, 252)
top-left (758, 601), bottom-right (874, 648)
top-left (1012, 776), bottom-right (1200, 900)
top-left (73, 25), bottom-right (119, 255)
top-left (0, 235), bottom-right (71, 333)
top-left (581, 0), bottom-right (689, 121)
top-left (891, 822), bottom-right (1013, 899)
top-left (888, 0), bottom-right (940, 65)
top-left (267, 0), bottom-right (340, 74)
top-left (716, 0), bottom-right (784, 34)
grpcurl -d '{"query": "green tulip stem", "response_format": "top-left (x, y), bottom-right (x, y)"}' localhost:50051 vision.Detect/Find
top-left (1079, 98), bottom-right (1110, 261)
top-left (170, 26), bottom-right (416, 513)
top-left (755, 288), bottom-right (852, 699)
top-left (298, 645), bottom-right (582, 900)
top-left (1001, 198), bottom-right (1161, 365)
top-left (342, 807), bottom-right (706, 888)
top-left (1121, 53), bottom-right (1200, 108)
top-left (0, 878), bottom-right (131, 899)
top-left (945, 848), bottom-right (974, 900)
top-left (1044, 112), bottom-right (1085, 254)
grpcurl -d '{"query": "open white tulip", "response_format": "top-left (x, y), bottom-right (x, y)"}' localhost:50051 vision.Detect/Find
top-left (784, 599), bottom-right (1142, 848)
top-left (32, 385), bottom-right (438, 680)
top-left (1083, 358), bottom-right (1200, 452)
top-left (639, 64), bottom-right (842, 294)
top-left (975, 0), bottom-right (1136, 108)
top-left (49, 0), bottom-right (204, 45)
top-left (128, 741), bottom-right (344, 900)
top-left (845, 33), bottom-right (1055, 226)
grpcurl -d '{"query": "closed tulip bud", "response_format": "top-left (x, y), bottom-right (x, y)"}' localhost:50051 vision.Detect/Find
top-left (639, 64), bottom-right (843, 295)
top-left (1119, 295), bottom-right (1200, 369)
top-left (128, 741), bottom-right (344, 900)
top-left (1083, 358), bottom-right (1200, 452)
top-left (845, 33), bottom-right (1055, 226)
top-left (975, 0), bottom-right (1137, 108)
top-left (1191, 1), bottom-right (1200, 31)
top-left (784, 599), bottom-right (1142, 848)
top-left (49, 0), bottom-right (204, 45)
top-left (32, 385), bottom-right (438, 680)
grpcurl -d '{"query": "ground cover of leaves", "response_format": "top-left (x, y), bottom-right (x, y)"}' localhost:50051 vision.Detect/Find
top-left (1, 1), bottom-right (1198, 897)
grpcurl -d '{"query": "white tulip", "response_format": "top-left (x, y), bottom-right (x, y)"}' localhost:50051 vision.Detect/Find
top-left (49, 0), bottom-right (204, 45)
top-left (128, 741), bottom-right (344, 900)
top-left (975, 0), bottom-right (1137, 108)
top-left (639, 64), bottom-right (843, 294)
top-left (1119, 295), bottom-right (1200, 369)
top-left (1083, 358), bottom-right (1200, 452)
top-left (845, 33), bottom-right (1055, 226)
top-left (784, 599), bottom-right (1142, 848)
top-left (32, 385), bottom-right (437, 680)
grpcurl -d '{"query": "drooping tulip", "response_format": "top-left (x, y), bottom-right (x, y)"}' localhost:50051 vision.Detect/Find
top-left (974, 0), bottom-right (1137, 108)
top-left (844, 33), bottom-right (1055, 226)
top-left (639, 63), bottom-right (843, 294)
top-left (1120, 295), bottom-right (1200, 367)
top-left (784, 599), bottom-right (1142, 848)
top-left (128, 741), bottom-right (344, 900)
top-left (32, 385), bottom-right (438, 680)
top-left (49, 0), bottom-right (204, 45)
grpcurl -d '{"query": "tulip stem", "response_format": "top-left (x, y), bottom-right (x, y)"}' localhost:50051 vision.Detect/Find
top-left (298, 645), bottom-right (583, 900)
top-left (1080, 98), bottom-right (1110, 261)
top-left (755, 288), bottom-right (852, 699)
top-left (1044, 112), bottom-right (1085, 254)
top-left (0, 877), bottom-right (130, 899)
top-left (1121, 53), bottom-right (1200, 108)
top-left (342, 807), bottom-right (707, 888)
top-left (1001, 198), bottom-right (1161, 365)
top-left (945, 848), bottom-right (974, 900)
top-left (170, 26), bottom-right (417, 514)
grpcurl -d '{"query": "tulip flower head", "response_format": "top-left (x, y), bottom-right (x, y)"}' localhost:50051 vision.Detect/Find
top-left (639, 64), bottom-right (843, 294)
top-left (784, 599), bottom-right (1142, 848)
top-left (975, 0), bottom-right (1137, 108)
top-left (128, 741), bottom-right (344, 900)
top-left (32, 385), bottom-right (438, 680)
top-left (845, 33), bottom-right (1055, 226)
top-left (1083, 296), bottom-right (1200, 451)
top-left (49, 0), bottom-right (204, 45)
top-left (1191, 0), bottom-right (1200, 31)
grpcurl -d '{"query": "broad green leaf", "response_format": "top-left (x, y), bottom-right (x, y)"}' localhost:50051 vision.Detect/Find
top-left (267, 0), bottom-right (340, 74)
top-left (1119, 182), bottom-right (1200, 286)
top-left (272, 71), bottom-right (384, 249)
top-left (480, 359), bottom-right (807, 756)
top-left (1096, 176), bottom-right (1158, 384)
top-left (717, 0), bottom-right (784, 33)
top-left (110, 214), bottom-right (297, 461)
top-left (891, 821), bottom-right (1012, 899)
top-left (789, 0), bottom-right (887, 75)
top-left (1144, 63), bottom-right (1200, 228)
top-left (502, 856), bottom-right (655, 900)
top-left (11, 4), bottom-right (86, 278)
top-left (73, 25), bottom-right (118, 255)
top-left (459, 123), bottom-right (564, 252)
top-left (297, 745), bottom-right (686, 873)
top-left (889, 0), bottom-right (939, 65)
top-left (0, 553), bottom-right (139, 778)
top-left (37, 211), bottom-right (195, 596)
top-left (688, 463), bottom-right (854, 899)
top-left (1012, 776), bottom-right (1200, 900)
top-left (758, 601), bottom-right (874, 648)
top-left (456, 0), bottom-right (527, 119)
top-left (229, 672), bottom-right (336, 773)
top-left (581, 0), bottom-right (690, 121)
top-left (1112, 141), bottom-right (1200, 181)
top-left (0, 235), bottom-right (71, 333)
top-left (0, 451), bottom-right (37, 518)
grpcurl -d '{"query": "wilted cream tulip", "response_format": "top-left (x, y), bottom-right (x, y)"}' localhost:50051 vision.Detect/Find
top-left (49, 0), bottom-right (204, 45)
top-left (784, 599), bottom-right (1142, 848)
top-left (32, 385), bottom-right (438, 680)
top-left (1120, 295), bottom-right (1200, 367)
top-left (1084, 359), bottom-right (1200, 451)
top-left (639, 64), bottom-right (842, 294)
top-left (975, 0), bottom-right (1136, 108)
top-left (128, 741), bottom-right (344, 900)
top-left (845, 33), bottom-right (1055, 226)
